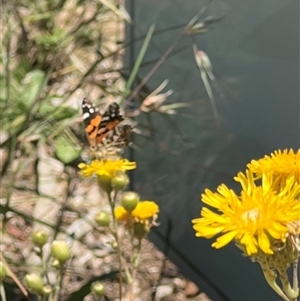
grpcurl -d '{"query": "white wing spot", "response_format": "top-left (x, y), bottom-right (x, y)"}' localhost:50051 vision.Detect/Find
top-left (82, 112), bottom-right (90, 120)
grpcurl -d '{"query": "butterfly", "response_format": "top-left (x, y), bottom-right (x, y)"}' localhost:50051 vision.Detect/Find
top-left (81, 98), bottom-right (132, 155)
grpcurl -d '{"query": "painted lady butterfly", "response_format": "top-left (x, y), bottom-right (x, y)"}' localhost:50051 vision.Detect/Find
top-left (81, 98), bottom-right (132, 155)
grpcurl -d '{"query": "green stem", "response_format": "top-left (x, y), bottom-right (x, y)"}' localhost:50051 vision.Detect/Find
top-left (40, 295), bottom-right (46, 301)
top-left (0, 282), bottom-right (7, 301)
top-left (107, 191), bottom-right (123, 300)
top-left (4, 7), bottom-right (11, 107)
top-left (40, 249), bottom-right (50, 285)
top-left (132, 239), bottom-right (142, 269)
top-left (4, 134), bottom-right (17, 209)
top-left (258, 260), bottom-right (290, 301)
top-left (50, 266), bottom-right (63, 301)
top-left (278, 267), bottom-right (299, 300)
top-left (128, 236), bottom-right (142, 301)
top-left (292, 260), bottom-right (298, 293)
top-left (121, 25), bottom-right (155, 104)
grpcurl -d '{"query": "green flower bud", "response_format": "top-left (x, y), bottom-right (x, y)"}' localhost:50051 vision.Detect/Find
top-left (111, 174), bottom-right (129, 191)
top-left (97, 175), bottom-right (112, 193)
top-left (111, 241), bottom-right (118, 250)
top-left (133, 222), bottom-right (149, 239)
top-left (32, 230), bottom-right (48, 248)
top-left (42, 285), bottom-right (52, 296)
top-left (51, 241), bottom-right (71, 263)
top-left (24, 273), bottom-right (44, 294)
top-left (0, 262), bottom-right (7, 281)
top-left (51, 259), bottom-right (61, 269)
top-left (91, 281), bottom-right (106, 297)
top-left (95, 211), bottom-right (110, 227)
top-left (121, 191), bottom-right (140, 212)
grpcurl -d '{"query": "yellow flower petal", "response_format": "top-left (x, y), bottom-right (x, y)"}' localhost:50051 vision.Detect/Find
top-left (240, 233), bottom-right (258, 255)
top-left (115, 201), bottom-right (160, 225)
top-left (78, 159), bottom-right (136, 178)
top-left (257, 231), bottom-right (272, 254)
top-left (193, 224), bottom-right (224, 238)
top-left (115, 206), bottom-right (130, 221)
top-left (131, 201), bottom-right (159, 220)
top-left (212, 230), bottom-right (238, 249)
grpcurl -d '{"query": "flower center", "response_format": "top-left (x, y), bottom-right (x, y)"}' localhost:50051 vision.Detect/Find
top-left (242, 208), bottom-right (260, 223)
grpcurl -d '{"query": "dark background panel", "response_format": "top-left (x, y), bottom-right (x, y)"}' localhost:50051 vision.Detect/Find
top-left (127, 0), bottom-right (300, 300)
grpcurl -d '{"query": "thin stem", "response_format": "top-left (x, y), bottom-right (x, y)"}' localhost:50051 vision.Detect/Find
top-left (3, 134), bottom-right (17, 208)
top-left (40, 295), bottom-right (46, 301)
top-left (51, 266), bottom-right (63, 301)
top-left (259, 260), bottom-right (290, 301)
top-left (39, 249), bottom-right (50, 285)
top-left (0, 253), bottom-right (32, 301)
top-left (128, 238), bottom-right (142, 301)
top-left (278, 267), bottom-right (298, 300)
top-left (0, 283), bottom-right (7, 301)
top-left (125, 1), bottom-right (213, 106)
top-left (292, 260), bottom-right (298, 292)
top-left (4, 7), bottom-right (11, 107)
top-left (126, 32), bottom-right (184, 105)
top-left (107, 191), bottom-right (123, 300)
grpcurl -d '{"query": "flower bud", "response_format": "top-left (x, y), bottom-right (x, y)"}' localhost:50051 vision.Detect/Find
top-left (32, 230), bottom-right (48, 248)
top-left (97, 174), bottom-right (112, 193)
top-left (91, 281), bottom-right (106, 297)
top-left (0, 262), bottom-right (7, 281)
top-left (121, 191), bottom-right (140, 212)
top-left (111, 174), bottom-right (129, 191)
top-left (42, 285), bottom-right (52, 296)
top-left (133, 222), bottom-right (149, 239)
top-left (111, 241), bottom-right (118, 249)
top-left (51, 241), bottom-right (71, 263)
top-left (95, 211), bottom-right (110, 227)
top-left (193, 46), bottom-right (212, 72)
top-left (51, 259), bottom-right (61, 269)
top-left (24, 273), bottom-right (44, 294)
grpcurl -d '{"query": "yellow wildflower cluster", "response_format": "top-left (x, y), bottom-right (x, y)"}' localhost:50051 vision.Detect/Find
top-left (78, 157), bottom-right (159, 238)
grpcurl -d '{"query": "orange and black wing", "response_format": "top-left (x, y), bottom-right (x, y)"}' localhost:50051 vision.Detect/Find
top-left (81, 98), bottom-right (123, 147)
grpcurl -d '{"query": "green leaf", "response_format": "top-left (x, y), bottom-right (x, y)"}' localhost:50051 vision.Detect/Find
top-left (121, 25), bottom-right (155, 104)
top-left (52, 106), bottom-right (78, 120)
top-left (22, 70), bottom-right (46, 106)
top-left (13, 59), bottom-right (32, 83)
top-left (54, 136), bottom-right (81, 164)
top-left (35, 28), bottom-right (70, 49)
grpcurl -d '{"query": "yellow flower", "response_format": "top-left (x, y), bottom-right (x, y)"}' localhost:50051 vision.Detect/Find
top-left (115, 201), bottom-right (159, 238)
top-left (114, 206), bottom-right (129, 222)
top-left (132, 201), bottom-right (159, 220)
top-left (115, 201), bottom-right (159, 223)
top-left (247, 149), bottom-right (300, 188)
top-left (192, 170), bottom-right (300, 255)
top-left (78, 159), bottom-right (136, 178)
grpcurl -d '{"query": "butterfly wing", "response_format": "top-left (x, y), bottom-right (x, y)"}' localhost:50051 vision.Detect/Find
top-left (103, 124), bottom-right (133, 148)
top-left (95, 102), bottom-right (124, 145)
top-left (82, 98), bottom-right (102, 147)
